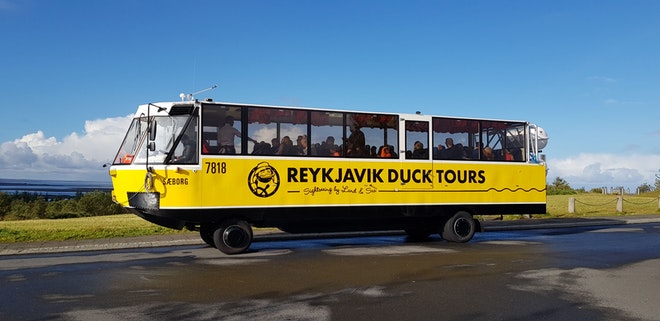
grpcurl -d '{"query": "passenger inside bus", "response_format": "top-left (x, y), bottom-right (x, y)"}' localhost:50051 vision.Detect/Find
top-left (346, 125), bottom-right (366, 157)
top-left (317, 136), bottom-right (340, 156)
top-left (172, 134), bottom-right (196, 163)
top-left (442, 138), bottom-right (464, 159)
top-left (251, 141), bottom-right (272, 155)
top-left (378, 145), bottom-right (397, 158)
top-left (297, 135), bottom-right (316, 156)
top-left (411, 141), bottom-right (429, 159)
top-left (370, 146), bottom-right (377, 157)
top-left (217, 116), bottom-right (240, 154)
top-left (270, 138), bottom-right (280, 154)
top-left (217, 116), bottom-right (257, 154)
top-left (276, 136), bottom-right (297, 155)
top-left (295, 136), bottom-right (303, 153)
top-left (503, 149), bottom-right (515, 161)
top-left (482, 146), bottom-right (495, 160)
top-left (433, 144), bottom-right (445, 159)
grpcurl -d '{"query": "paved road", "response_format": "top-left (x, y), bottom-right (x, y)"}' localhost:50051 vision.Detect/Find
top-left (2, 214), bottom-right (659, 256)
top-left (1, 215), bottom-right (660, 321)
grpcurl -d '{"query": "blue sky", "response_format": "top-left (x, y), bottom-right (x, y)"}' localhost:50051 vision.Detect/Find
top-left (1, 0), bottom-right (659, 189)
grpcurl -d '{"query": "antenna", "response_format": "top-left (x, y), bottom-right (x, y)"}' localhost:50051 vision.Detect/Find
top-left (180, 84), bottom-right (219, 101)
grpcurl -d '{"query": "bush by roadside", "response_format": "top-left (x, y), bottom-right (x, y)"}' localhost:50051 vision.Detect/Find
top-left (0, 191), bottom-right (126, 220)
top-left (0, 214), bottom-right (190, 243)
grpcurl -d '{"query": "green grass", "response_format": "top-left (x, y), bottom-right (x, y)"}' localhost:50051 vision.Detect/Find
top-left (1, 193), bottom-right (659, 243)
top-left (546, 193), bottom-right (659, 217)
top-left (0, 214), bottom-right (192, 243)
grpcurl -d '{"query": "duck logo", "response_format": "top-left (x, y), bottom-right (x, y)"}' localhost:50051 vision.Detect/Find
top-left (247, 162), bottom-right (280, 198)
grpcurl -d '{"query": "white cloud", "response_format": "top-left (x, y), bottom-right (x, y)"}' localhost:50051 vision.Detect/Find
top-left (0, 141), bottom-right (38, 168)
top-left (547, 153), bottom-right (660, 189)
top-left (0, 115), bottom-right (132, 181)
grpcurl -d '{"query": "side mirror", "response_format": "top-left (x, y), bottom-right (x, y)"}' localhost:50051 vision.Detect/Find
top-left (148, 141), bottom-right (156, 152)
top-left (149, 120), bottom-right (157, 141)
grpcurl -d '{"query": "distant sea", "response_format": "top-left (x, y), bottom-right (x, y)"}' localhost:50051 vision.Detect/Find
top-left (0, 178), bottom-right (112, 197)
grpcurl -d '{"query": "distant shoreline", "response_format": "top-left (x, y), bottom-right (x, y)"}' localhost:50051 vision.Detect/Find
top-left (0, 178), bottom-right (112, 196)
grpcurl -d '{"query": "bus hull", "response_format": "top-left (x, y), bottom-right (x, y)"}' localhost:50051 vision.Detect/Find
top-left (112, 157), bottom-right (546, 232)
top-left (129, 202), bottom-right (545, 233)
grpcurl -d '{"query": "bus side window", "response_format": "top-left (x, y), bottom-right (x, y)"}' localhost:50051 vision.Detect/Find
top-left (202, 104), bottom-right (244, 155)
top-left (247, 107), bottom-right (278, 155)
top-left (405, 120), bottom-right (429, 160)
top-left (312, 111), bottom-right (343, 157)
top-left (433, 118), bottom-right (479, 160)
top-left (346, 113), bottom-right (398, 159)
top-left (247, 107), bottom-right (308, 156)
top-left (481, 121), bottom-right (525, 162)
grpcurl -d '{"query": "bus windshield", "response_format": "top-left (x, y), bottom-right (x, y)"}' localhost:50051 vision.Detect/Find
top-left (113, 114), bottom-right (198, 165)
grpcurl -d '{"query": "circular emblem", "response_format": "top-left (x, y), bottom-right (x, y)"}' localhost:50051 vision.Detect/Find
top-left (247, 162), bottom-right (280, 197)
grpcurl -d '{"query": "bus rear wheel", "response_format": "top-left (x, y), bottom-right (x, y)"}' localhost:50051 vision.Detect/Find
top-left (441, 211), bottom-right (476, 243)
top-left (213, 219), bottom-right (253, 255)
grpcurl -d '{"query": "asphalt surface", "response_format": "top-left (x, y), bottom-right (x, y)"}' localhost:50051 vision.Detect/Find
top-left (2, 214), bottom-right (660, 256)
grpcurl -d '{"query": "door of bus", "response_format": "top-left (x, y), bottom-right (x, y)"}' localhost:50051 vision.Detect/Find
top-left (399, 117), bottom-right (433, 191)
top-left (160, 116), bottom-right (202, 208)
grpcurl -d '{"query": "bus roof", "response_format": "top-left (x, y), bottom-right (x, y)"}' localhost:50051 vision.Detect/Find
top-left (136, 100), bottom-right (529, 124)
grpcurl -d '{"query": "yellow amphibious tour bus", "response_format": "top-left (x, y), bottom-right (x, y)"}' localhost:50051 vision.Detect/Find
top-left (109, 95), bottom-right (548, 254)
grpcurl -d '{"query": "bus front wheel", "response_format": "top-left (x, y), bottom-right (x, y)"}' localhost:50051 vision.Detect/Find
top-left (441, 211), bottom-right (476, 243)
top-left (213, 219), bottom-right (253, 255)
top-left (200, 225), bottom-right (216, 247)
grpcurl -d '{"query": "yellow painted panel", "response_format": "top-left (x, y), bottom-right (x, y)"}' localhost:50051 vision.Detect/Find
top-left (111, 158), bottom-right (546, 209)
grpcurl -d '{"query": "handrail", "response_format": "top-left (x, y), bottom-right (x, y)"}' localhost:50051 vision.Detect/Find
top-left (568, 196), bottom-right (660, 214)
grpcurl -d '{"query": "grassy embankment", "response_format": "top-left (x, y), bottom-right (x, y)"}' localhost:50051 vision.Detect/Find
top-left (1, 192), bottom-right (659, 243)
top-left (0, 214), bottom-right (191, 243)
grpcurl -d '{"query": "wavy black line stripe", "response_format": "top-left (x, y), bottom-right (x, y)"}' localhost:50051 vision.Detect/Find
top-left (487, 187), bottom-right (547, 193)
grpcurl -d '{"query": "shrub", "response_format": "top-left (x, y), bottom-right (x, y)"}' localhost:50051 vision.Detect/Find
top-left (547, 176), bottom-right (577, 195)
top-left (76, 191), bottom-right (125, 216)
top-left (0, 191), bottom-right (126, 220)
top-left (547, 186), bottom-right (577, 195)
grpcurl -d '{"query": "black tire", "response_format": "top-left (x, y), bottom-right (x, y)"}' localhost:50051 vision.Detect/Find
top-left (441, 211), bottom-right (476, 243)
top-left (199, 225), bottom-right (216, 247)
top-left (213, 219), bottom-right (253, 255)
